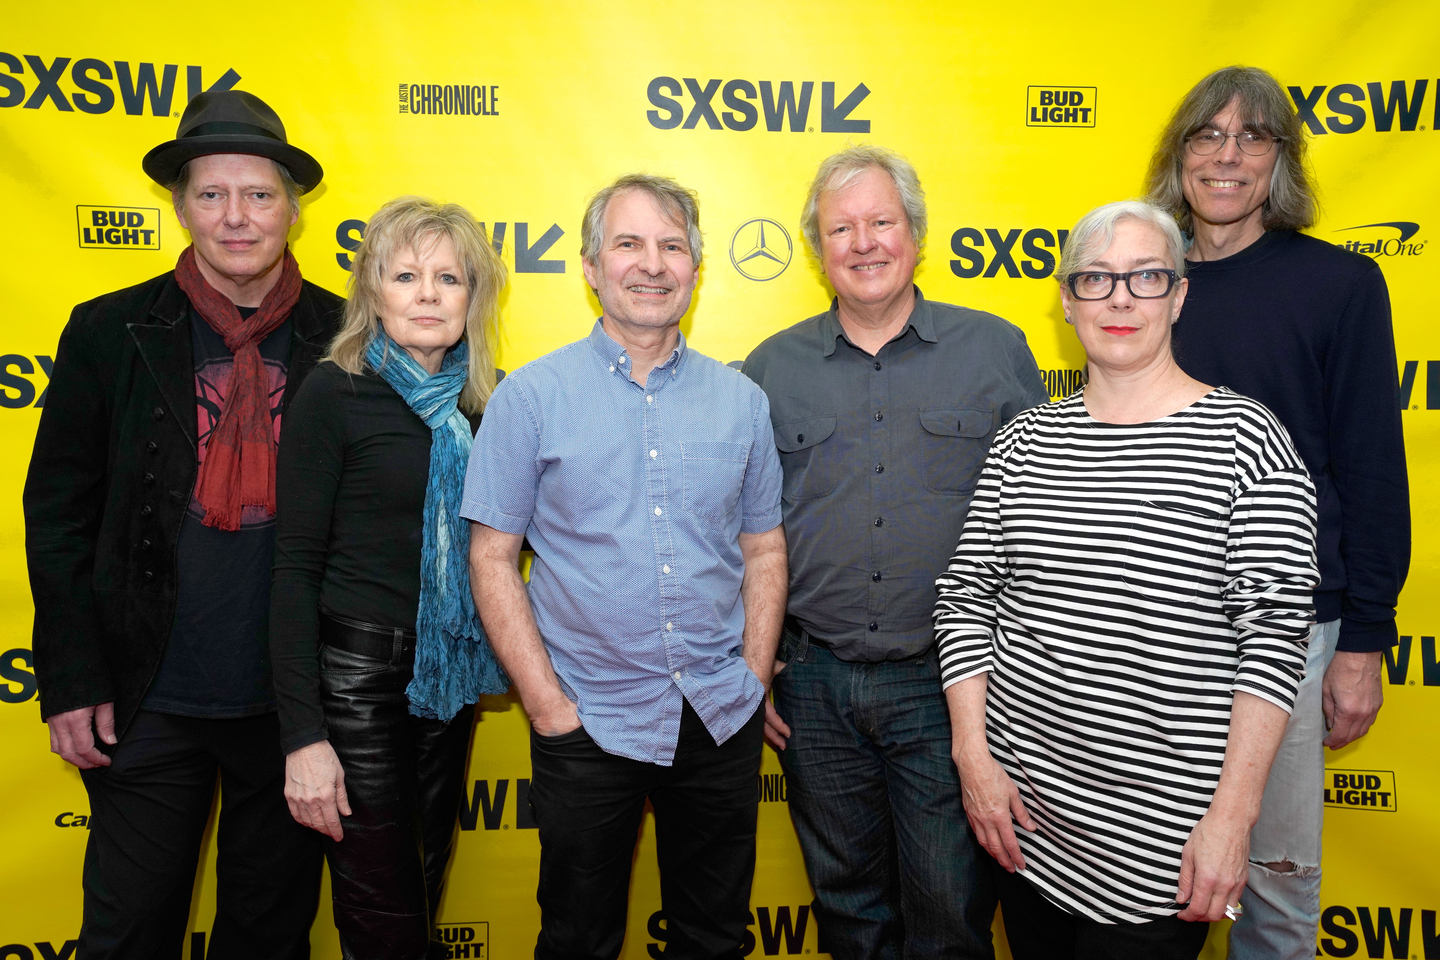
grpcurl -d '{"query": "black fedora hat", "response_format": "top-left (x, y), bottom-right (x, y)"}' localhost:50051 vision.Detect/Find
top-left (142, 89), bottom-right (323, 193)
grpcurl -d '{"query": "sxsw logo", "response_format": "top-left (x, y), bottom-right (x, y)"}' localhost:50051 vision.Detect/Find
top-left (399, 83), bottom-right (498, 117)
top-left (1288, 79), bottom-right (1437, 134)
top-left (1324, 769), bottom-right (1397, 812)
top-left (0, 356), bottom-right (53, 409)
top-left (0, 940), bottom-right (79, 960)
top-left (0, 53), bottom-right (238, 116)
top-left (1383, 633), bottom-right (1440, 684)
top-left (1026, 86), bottom-right (1096, 127)
top-left (435, 922), bottom-right (488, 959)
top-left (950, 227), bottom-right (1070, 279)
top-left (78, 206), bottom-right (160, 250)
top-left (458, 778), bottom-right (537, 831)
top-left (1319, 906), bottom-right (1440, 958)
top-left (336, 219), bottom-right (565, 274)
top-left (1, 648), bottom-right (36, 703)
top-left (648, 905), bottom-right (826, 957)
top-left (1399, 363), bottom-right (1439, 410)
top-left (646, 78), bottom-right (870, 132)
top-left (1333, 221), bottom-right (1425, 259)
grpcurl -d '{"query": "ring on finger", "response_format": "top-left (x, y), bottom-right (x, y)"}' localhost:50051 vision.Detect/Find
top-left (1225, 903), bottom-right (1244, 921)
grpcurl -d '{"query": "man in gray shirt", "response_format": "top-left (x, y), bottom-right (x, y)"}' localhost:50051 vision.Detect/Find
top-left (742, 145), bottom-right (1047, 959)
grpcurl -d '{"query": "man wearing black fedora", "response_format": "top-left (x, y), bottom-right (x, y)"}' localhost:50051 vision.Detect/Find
top-left (24, 90), bottom-right (341, 958)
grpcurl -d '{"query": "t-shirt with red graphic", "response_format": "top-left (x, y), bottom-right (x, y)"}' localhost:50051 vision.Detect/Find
top-left (143, 306), bottom-right (292, 718)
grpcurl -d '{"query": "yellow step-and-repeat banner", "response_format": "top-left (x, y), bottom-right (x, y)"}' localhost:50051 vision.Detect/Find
top-left (2, 3), bottom-right (1436, 958)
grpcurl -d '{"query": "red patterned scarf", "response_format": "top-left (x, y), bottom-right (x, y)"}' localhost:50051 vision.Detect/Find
top-left (174, 244), bottom-right (302, 531)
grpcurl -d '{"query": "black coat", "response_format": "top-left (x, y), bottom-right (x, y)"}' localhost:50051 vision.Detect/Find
top-left (23, 270), bottom-right (343, 736)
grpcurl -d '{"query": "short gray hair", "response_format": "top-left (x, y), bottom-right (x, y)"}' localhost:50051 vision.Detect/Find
top-left (800, 145), bottom-right (927, 258)
top-left (580, 173), bottom-right (702, 266)
top-left (1056, 200), bottom-right (1188, 285)
top-left (1145, 65), bottom-right (1317, 234)
top-left (170, 157), bottom-right (302, 219)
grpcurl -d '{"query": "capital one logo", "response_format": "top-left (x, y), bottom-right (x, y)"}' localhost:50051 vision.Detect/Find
top-left (730, 219), bottom-right (792, 281)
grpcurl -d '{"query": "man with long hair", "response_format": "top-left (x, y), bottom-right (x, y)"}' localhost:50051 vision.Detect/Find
top-left (1146, 66), bottom-right (1409, 959)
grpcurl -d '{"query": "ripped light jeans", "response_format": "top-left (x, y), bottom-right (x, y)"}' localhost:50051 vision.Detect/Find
top-left (1229, 618), bottom-right (1339, 960)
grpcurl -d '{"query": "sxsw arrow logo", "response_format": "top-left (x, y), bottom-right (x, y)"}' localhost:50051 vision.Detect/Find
top-left (335, 218), bottom-right (566, 274)
top-left (646, 78), bottom-right (870, 132)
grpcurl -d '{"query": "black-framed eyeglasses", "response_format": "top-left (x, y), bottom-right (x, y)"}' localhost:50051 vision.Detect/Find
top-left (1185, 128), bottom-right (1281, 156)
top-left (1065, 269), bottom-right (1178, 300)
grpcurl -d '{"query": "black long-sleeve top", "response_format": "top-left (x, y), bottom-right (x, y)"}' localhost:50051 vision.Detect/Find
top-left (269, 361), bottom-right (479, 754)
top-left (1172, 229), bottom-right (1410, 652)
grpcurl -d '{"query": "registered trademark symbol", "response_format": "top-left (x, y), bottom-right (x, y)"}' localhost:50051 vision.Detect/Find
top-left (173, 112), bottom-right (179, 117)
top-left (503, 824), bottom-right (509, 829)
top-left (808, 127), bottom-right (814, 132)
top-left (1411, 680), bottom-right (1416, 685)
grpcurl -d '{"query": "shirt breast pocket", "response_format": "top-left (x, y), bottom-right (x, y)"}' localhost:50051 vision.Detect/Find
top-left (1122, 500), bottom-right (1226, 604)
top-left (918, 408), bottom-right (994, 495)
top-left (681, 440), bottom-right (750, 524)
top-left (773, 415), bottom-right (838, 503)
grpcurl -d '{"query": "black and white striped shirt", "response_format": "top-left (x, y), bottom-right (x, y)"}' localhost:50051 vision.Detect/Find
top-left (935, 388), bottom-right (1318, 923)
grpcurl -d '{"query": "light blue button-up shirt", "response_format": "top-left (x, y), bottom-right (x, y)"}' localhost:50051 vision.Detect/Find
top-left (461, 321), bottom-right (783, 764)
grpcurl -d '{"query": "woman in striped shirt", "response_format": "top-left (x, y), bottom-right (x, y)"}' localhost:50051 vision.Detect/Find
top-left (935, 200), bottom-right (1318, 959)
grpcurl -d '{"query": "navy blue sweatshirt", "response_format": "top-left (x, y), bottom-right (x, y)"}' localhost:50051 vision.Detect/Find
top-left (1172, 229), bottom-right (1409, 653)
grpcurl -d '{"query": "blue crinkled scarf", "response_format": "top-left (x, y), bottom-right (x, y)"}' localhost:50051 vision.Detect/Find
top-left (365, 332), bottom-right (508, 719)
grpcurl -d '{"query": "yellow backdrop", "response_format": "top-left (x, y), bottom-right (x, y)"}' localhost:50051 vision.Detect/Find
top-left (2, 3), bottom-right (1435, 958)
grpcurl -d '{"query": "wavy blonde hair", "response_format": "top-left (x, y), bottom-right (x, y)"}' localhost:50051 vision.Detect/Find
top-left (326, 196), bottom-right (506, 415)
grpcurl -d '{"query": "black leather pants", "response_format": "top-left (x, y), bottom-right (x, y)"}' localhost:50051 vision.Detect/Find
top-left (319, 639), bottom-right (477, 960)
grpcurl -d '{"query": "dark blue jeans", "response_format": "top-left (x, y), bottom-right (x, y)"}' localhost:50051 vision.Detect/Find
top-left (772, 630), bottom-right (996, 960)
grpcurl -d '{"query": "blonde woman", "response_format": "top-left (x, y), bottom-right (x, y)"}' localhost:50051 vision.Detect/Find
top-left (269, 196), bottom-right (507, 958)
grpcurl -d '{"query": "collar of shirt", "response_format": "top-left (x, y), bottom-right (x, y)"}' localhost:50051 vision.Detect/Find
top-left (588, 319), bottom-right (688, 388)
top-left (819, 285), bottom-right (938, 358)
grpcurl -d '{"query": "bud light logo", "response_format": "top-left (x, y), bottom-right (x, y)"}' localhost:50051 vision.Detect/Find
top-left (1026, 86), bottom-right (1096, 127)
top-left (77, 206), bottom-right (161, 250)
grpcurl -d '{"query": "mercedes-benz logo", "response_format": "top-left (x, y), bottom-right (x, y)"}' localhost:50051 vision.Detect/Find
top-left (729, 218), bottom-right (793, 281)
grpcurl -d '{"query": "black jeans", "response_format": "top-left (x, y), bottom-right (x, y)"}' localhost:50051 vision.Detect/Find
top-left (994, 865), bottom-right (1210, 960)
top-left (78, 710), bottom-right (321, 960)
top-left (528, 698), bottom-right (766, 960)
top-left (319, 642), bottom-right (477, 960)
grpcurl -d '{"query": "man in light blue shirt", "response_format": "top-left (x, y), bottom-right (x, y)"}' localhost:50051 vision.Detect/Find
top-left (464, 173), bottom-right (787, 960)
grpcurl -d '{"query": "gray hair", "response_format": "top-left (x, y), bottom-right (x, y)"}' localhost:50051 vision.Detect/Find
top-left (800, 145), bottom-right (927, 258)
top-left (1145, 65), bottom-right (1317, 234)
top-left (1056, 200), bottom-right (1188, 284)
top-left (580, 173), bottom-right (702, 266)
top-left (170, 157), bottom-right (302, 219)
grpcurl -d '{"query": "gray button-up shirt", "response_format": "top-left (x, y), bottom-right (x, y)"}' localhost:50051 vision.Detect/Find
top-left (742, 288), bottom-right (1047, 661)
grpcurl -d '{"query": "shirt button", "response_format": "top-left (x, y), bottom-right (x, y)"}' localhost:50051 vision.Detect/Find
top-left (146, 441), bottom-right (158, 454)
top-left (650, 449), bottom-right (657, 458)
top-left (143, 570), bottom-right (154, 582)
top-left (873, 361), bottom-right (882, 371)
top-left (874, 412), bottom-right (883, 421)
top-left (646, 395), bottom-right (653, 404)
top-left (666, 622), bottom-right (674, 631)
top-left (875, 463), bottom-right (884, 474)
top-left (874, 517), bottom-right (884, 527)
top-left (654, 506), bottom-right (662, 516)
top-left (797, 433), bottom-right (805, 443)
top-left (663, 564), bottom-right (671, 574)
top-left (673, 671), bottom-right (682, 680)
top-left (140, 505), bottom-right (153, 517)
top-left (619, 356), bottom-right (627, 364)
top-left (868, 621), bottom-right (879, 632)
top-left (609, 365), bottom-right (615, 372)
top-left (151, 406), bottom-right (165, 420)
top-left (872, 571), bottom-right (882, 582)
